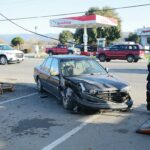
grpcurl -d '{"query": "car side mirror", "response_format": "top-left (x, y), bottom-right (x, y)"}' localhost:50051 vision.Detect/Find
top-left (105, 67), bottom-right (109, 73)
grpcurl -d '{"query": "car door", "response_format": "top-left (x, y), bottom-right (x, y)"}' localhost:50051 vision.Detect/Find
top-left (47, 58), bottom-right (60, 97)
top-left (56, 45), bottom-right (67, 54)
top-left (115, 45), bottom-right (127, 59)
top-left (39, 57), bottom-right (53, 90)
top-left (107, 45), bottom-right (119, 58)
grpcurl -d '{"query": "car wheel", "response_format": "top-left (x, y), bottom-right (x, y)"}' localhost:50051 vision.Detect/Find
top-left (68, 51), bottom-right (73, 55)
top-left (37, 77), bottom-right (43, 92)
top-left (48, 51), bottom-right (53, 56)
top-left (127, 55), bottom-right (134, 63)
top-left (62, 88), bottom-right (75, 110)
top-left (0, 56), bottom-right (7, 65)
top-left (99, 54), bottom-right (106, 62)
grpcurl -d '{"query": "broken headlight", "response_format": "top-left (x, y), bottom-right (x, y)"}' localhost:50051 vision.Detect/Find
top-left (120, 86), bottom-right (131, 93)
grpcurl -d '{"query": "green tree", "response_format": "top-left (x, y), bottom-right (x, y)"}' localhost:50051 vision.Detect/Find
top-left (11, 37), bottom-right (24, 50)
top-left (74, 7), bottom-right (121, 45)
top-left (59, 30), bottom-right (73, 44)
top-left (125, 33), bottom-right (140, 43)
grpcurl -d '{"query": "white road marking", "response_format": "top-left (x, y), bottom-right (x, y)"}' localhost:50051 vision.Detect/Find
top-left (0, 92), bottom-right (38, 105)
top-left (41, 115), bottom-right (99, 150)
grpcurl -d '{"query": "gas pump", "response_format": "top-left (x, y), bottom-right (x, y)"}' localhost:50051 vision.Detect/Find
top-left (97, 38), bottom-right (106, 49)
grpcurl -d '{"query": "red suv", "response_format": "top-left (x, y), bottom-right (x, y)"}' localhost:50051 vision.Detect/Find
top-left (96, 44), bottom-right (145, 63)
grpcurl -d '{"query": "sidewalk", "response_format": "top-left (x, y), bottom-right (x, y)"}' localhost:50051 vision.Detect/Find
top-left (24, 53), bottom-right (47, 59)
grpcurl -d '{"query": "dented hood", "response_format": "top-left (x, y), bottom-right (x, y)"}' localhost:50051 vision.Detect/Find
top-left (67, 74), bottom-right (128, 91)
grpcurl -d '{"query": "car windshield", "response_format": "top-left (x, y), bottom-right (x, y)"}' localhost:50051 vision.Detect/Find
top-left (61, 59), bottom-right (107, 76)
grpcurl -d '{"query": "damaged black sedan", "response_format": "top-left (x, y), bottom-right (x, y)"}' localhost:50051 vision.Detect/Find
top-left (34, 55), bottom-right (133, 111)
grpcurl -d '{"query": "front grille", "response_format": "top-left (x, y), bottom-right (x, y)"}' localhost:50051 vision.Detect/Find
top-left (16, 53), bottom-right (23, 58)
top-left (95, 91), bottom-right (128, 103)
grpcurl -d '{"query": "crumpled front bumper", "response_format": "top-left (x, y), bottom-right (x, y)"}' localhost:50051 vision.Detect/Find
top-left (74, 93), bottom-right (133, 110)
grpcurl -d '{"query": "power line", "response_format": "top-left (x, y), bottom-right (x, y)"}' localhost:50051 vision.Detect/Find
top-left (0, 3), bottom-right (150, 44)
top-left (0, 12), bottom-right (84, 21)
top-left (0, 13), bottom-right (60, 42)
top-left (0, 12), bottom-right (80, 46)
top-left (0, 3), bottom-right (150, 21)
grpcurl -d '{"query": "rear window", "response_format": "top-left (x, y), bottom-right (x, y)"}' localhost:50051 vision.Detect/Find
top-left (128, 45), bottom-right (140, 50)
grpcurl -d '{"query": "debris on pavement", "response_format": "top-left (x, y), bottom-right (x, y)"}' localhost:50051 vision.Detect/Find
top-left (136, 119), bottom-right (150, 134)
top-left (0, 82), bottom-right (14, 95)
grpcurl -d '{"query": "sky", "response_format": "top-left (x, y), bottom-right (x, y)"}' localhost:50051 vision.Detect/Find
top-left (0, 0), bottom-right (149, 35)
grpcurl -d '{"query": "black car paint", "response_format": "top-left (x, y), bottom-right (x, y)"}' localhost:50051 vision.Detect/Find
top-left (34, 55), bottom-right (133, 110)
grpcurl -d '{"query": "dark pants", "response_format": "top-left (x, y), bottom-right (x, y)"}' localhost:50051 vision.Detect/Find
top-left (146, 90), bottom-right (150, 103)
top-left (146, 64), bottom-right (150, 110)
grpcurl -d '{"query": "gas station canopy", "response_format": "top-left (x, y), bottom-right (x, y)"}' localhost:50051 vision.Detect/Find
top-left (50, 14), bottom-right (117, 28)
top-left (50, 14), bottom-right (118, 51)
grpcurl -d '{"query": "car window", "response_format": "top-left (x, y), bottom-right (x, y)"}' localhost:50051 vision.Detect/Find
top-left (128, 45), bottom-right (133, 50)
top-left (57, 44), bottom-right (66, 48)
top-left (0, 45), bottom-right (13, 50)
top-left (42, 58), bottom-right (53, 73)
top-left (50, 58), bottom-right (59, 75)
top-left (3, 45), bottom-right (13, 50)
top-left (40, 59), bottom-right (47, 69)
top-left (110, 45), bottom-right (119, 50)
top-left (0, 46), bottom-right (3, 50)
top-left (132, 45), bottom-right (139, 50)
top-left (61, 59), bottom-right (107, 76)
top-left (118, 45), bottom-right (128, 50)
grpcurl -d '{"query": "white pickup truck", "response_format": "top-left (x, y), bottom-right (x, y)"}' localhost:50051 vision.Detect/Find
top-left (0, 44), bottom-right (24, 65)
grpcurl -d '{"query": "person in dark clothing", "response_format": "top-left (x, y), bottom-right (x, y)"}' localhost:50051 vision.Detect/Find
top-left (146, 63), bottom-right (150, 111)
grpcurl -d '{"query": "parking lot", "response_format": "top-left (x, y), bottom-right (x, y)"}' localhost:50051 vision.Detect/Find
top-left (0, 58), bottom-right (149, 150)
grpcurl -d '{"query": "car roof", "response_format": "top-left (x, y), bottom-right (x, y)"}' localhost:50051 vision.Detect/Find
top-left (48, 55), bottom-right (90, 60)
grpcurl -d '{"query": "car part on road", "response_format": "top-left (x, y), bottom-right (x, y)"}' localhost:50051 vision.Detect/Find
top-left (136, 119), bottom-right (150, 134)
top-left (0, 82), bottom-right (14, 95)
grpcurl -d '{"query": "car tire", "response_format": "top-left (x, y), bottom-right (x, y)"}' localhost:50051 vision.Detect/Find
top-left (68, 51), bottom-right (73, 55)
top-left (126, 55), bottom-right (134, 63)
top-left (36, 77), bottom-right (43, 92)
top-left (62, 88), bottom-right (75, 110)
top-left (0, 56), bottom-right (7, 65)
top-left (99, 54), bottom-right (106, 62)
top-left (48, 51), bottom-right (53, 56)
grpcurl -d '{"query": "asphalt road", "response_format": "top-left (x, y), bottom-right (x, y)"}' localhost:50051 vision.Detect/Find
top-left (0, 58), bottom-right (149, 150)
